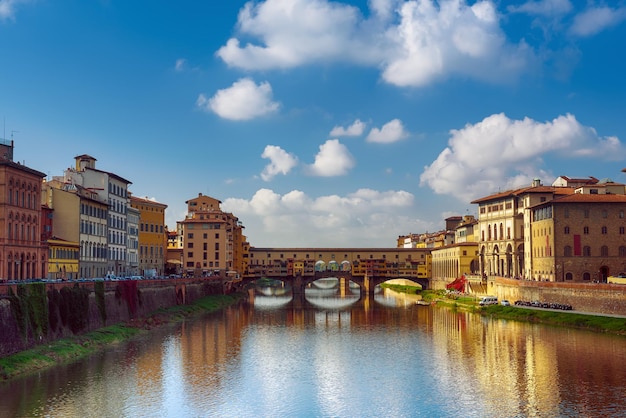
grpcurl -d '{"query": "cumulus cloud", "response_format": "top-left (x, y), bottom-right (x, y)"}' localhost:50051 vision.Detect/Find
top-left (261, 145), bottom-right (298, 181)
top-left (329, 119), bottom-right (366, 137)
top-left (420, 113), bottom-right (625, 202)
top-left (197, 78), bottom-right (279, 121)
top-left (216, 0), bottom-right (370, 70)
top-left (366, 119), bottom-right (409, 143)
top-left (222, 188), bottom-right (425, 247)
top-left (569, 6), bottom-right (626, 37)
top-left (306, 139), bottom-right (355, 176)
top-left (216, 0), bottom-right (534, 87)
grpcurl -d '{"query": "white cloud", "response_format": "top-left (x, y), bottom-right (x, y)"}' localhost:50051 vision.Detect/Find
top-left (174, 58), bottom-right (187, 72)
top-left (261, 145), bottom-right (298, 181)
top-left (197, 77), bottom-right (279, 121)
top-left (216, 0), bottom-right (534, 87)
top-left (329, 119), bottom-right (366, 137)
top-left (366, 119), bottom-right (408, 143)
top-left (216, 0), bottom-right (369, 70)
top-left (507, 0), bottom-right (572, 16)
top-left (222, 187), bottom-right (426, 247)
top-left (420, 113), bottom-right (625, 202)
top-left (0, 0), bottom-right (21, 21)
top-left (569, 6), bottom-right (626, 37)
top-left (306, 139), bottom-right (355, 176)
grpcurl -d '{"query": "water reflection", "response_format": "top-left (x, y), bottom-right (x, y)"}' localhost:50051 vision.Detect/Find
top-left (2, 286), bottom-right (626, 417)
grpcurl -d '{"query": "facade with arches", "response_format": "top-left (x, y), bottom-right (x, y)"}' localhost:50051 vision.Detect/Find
top-left (0, 148), bottom-right (47, 281)
top-left (472, 177), bottom-right (626, 283)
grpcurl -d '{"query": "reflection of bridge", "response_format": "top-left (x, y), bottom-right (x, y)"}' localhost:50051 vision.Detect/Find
top-left (242, 247), bottom-right (432, 293)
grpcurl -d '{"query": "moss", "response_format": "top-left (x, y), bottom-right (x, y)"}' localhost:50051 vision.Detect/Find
top-left (7, 284), bottom-right (50, 341)
top-left (94, 281), bottom-right (107, 324)
top-left (0, 293), bottom-right (244, 381)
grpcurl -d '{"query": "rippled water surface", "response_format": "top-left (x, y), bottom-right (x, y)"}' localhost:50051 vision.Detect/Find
top-left (2, 286), bottom-right (626, 417)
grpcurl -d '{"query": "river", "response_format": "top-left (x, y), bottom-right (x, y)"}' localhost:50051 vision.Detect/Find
top-left (1, 282), bottom-right (626, 417)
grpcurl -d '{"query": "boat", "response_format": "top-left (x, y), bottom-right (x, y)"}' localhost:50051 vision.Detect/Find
top-left (416, 300), bottom-right (430, 306)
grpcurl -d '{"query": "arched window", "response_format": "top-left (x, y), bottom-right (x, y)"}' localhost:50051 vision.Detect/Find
top-left (500, 223), bottom-right (504, 240)
top-left (583, 272), bottom-right (591, 281)
top-left (565, 272), bottom-right (573, 280)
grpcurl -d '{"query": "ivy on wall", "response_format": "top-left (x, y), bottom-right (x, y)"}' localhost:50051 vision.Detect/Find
top-left (94, 281), bottom-right (107, 324)
top-left (7, 283), bottom-right (49, 341)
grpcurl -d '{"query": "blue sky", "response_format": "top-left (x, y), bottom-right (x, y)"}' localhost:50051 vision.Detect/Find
top-left (1, 0), bottom-right (625, 247)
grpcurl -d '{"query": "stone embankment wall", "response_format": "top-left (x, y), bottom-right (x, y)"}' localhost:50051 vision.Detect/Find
top-left (0, 279), bottom-right (226, 358)
top-left (495, 277), bottom-right (626, 315)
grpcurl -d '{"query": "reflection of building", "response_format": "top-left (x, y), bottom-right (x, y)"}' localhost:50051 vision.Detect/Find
top-left (0, 139), bottom-right (47, 280)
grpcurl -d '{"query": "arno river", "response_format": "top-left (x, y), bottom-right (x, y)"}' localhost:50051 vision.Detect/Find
top-left (2, 281), bottom-right (626, 417)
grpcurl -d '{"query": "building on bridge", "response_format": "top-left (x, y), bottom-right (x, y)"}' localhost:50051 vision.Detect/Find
top-left (246, 247), bottom-right (431, 285)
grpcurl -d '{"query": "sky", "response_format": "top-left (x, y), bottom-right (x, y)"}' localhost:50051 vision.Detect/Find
top-left (1, 0), bottom-right (625, 248)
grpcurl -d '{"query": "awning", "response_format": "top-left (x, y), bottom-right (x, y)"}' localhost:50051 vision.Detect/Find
top-left (167, 259), bottom-right (182, 265)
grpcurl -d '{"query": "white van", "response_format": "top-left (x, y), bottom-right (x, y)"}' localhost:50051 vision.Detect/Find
top-left (479, 296), bottom-right (498, 306)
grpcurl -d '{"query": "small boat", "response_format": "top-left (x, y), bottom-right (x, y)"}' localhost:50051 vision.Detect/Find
top-left (415, 300), bottom-right (430, 306)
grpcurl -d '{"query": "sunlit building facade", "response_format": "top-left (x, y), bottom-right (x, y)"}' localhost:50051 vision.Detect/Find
top-left (0, 139), bottom-right (47, 280)
top-left (130, 195), bottom-right (167, 277)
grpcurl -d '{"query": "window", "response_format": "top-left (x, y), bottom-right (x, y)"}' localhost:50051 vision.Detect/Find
top-left (583, 226), bottom-right (589, 234)
top-left (565, 273), bottom-right (573, 280)
top-left (564, 246), bottom-right (572, 257)
top-left (564, 226), bottom-right (570, 234)
top-left (583, 246), bottom-right (591, 256)
top-left (601, 226), bottom-right (608, 234)
top-left (620, 246), bottom-right (626, 257)
top-left (621, 227), bottom-right (625, 235)
top-left (187, 233), bottom-right (194, 239)
top-left (187, 252), bottom-right (193, 258)
top-left (601, 246), bottom-right (609, 257)
top-left (584, 209), bottom-right (589, 218)
top-left (583, 272), bottom-right (591, 281)
top-left (187, 243), bottom-right (193, 248)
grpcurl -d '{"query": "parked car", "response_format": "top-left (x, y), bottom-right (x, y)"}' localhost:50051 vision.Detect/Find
top-left (500, 299), bottom-right (511, 306)
top-left (479, 296), bottom-right (498, 306)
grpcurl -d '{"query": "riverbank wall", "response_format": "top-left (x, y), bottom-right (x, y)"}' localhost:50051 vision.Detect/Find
top-left (495, 277), bottom-right (626, 316)
top-left (0, 278), bottom-right (228, 358)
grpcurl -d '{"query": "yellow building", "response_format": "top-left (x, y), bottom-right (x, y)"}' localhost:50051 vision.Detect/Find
top-left (530, 183), bottom-right (626, 282)
top-left (130, 195), bottom-right (167, 277)
top-left (47, 237), bottom-right (80, 280)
